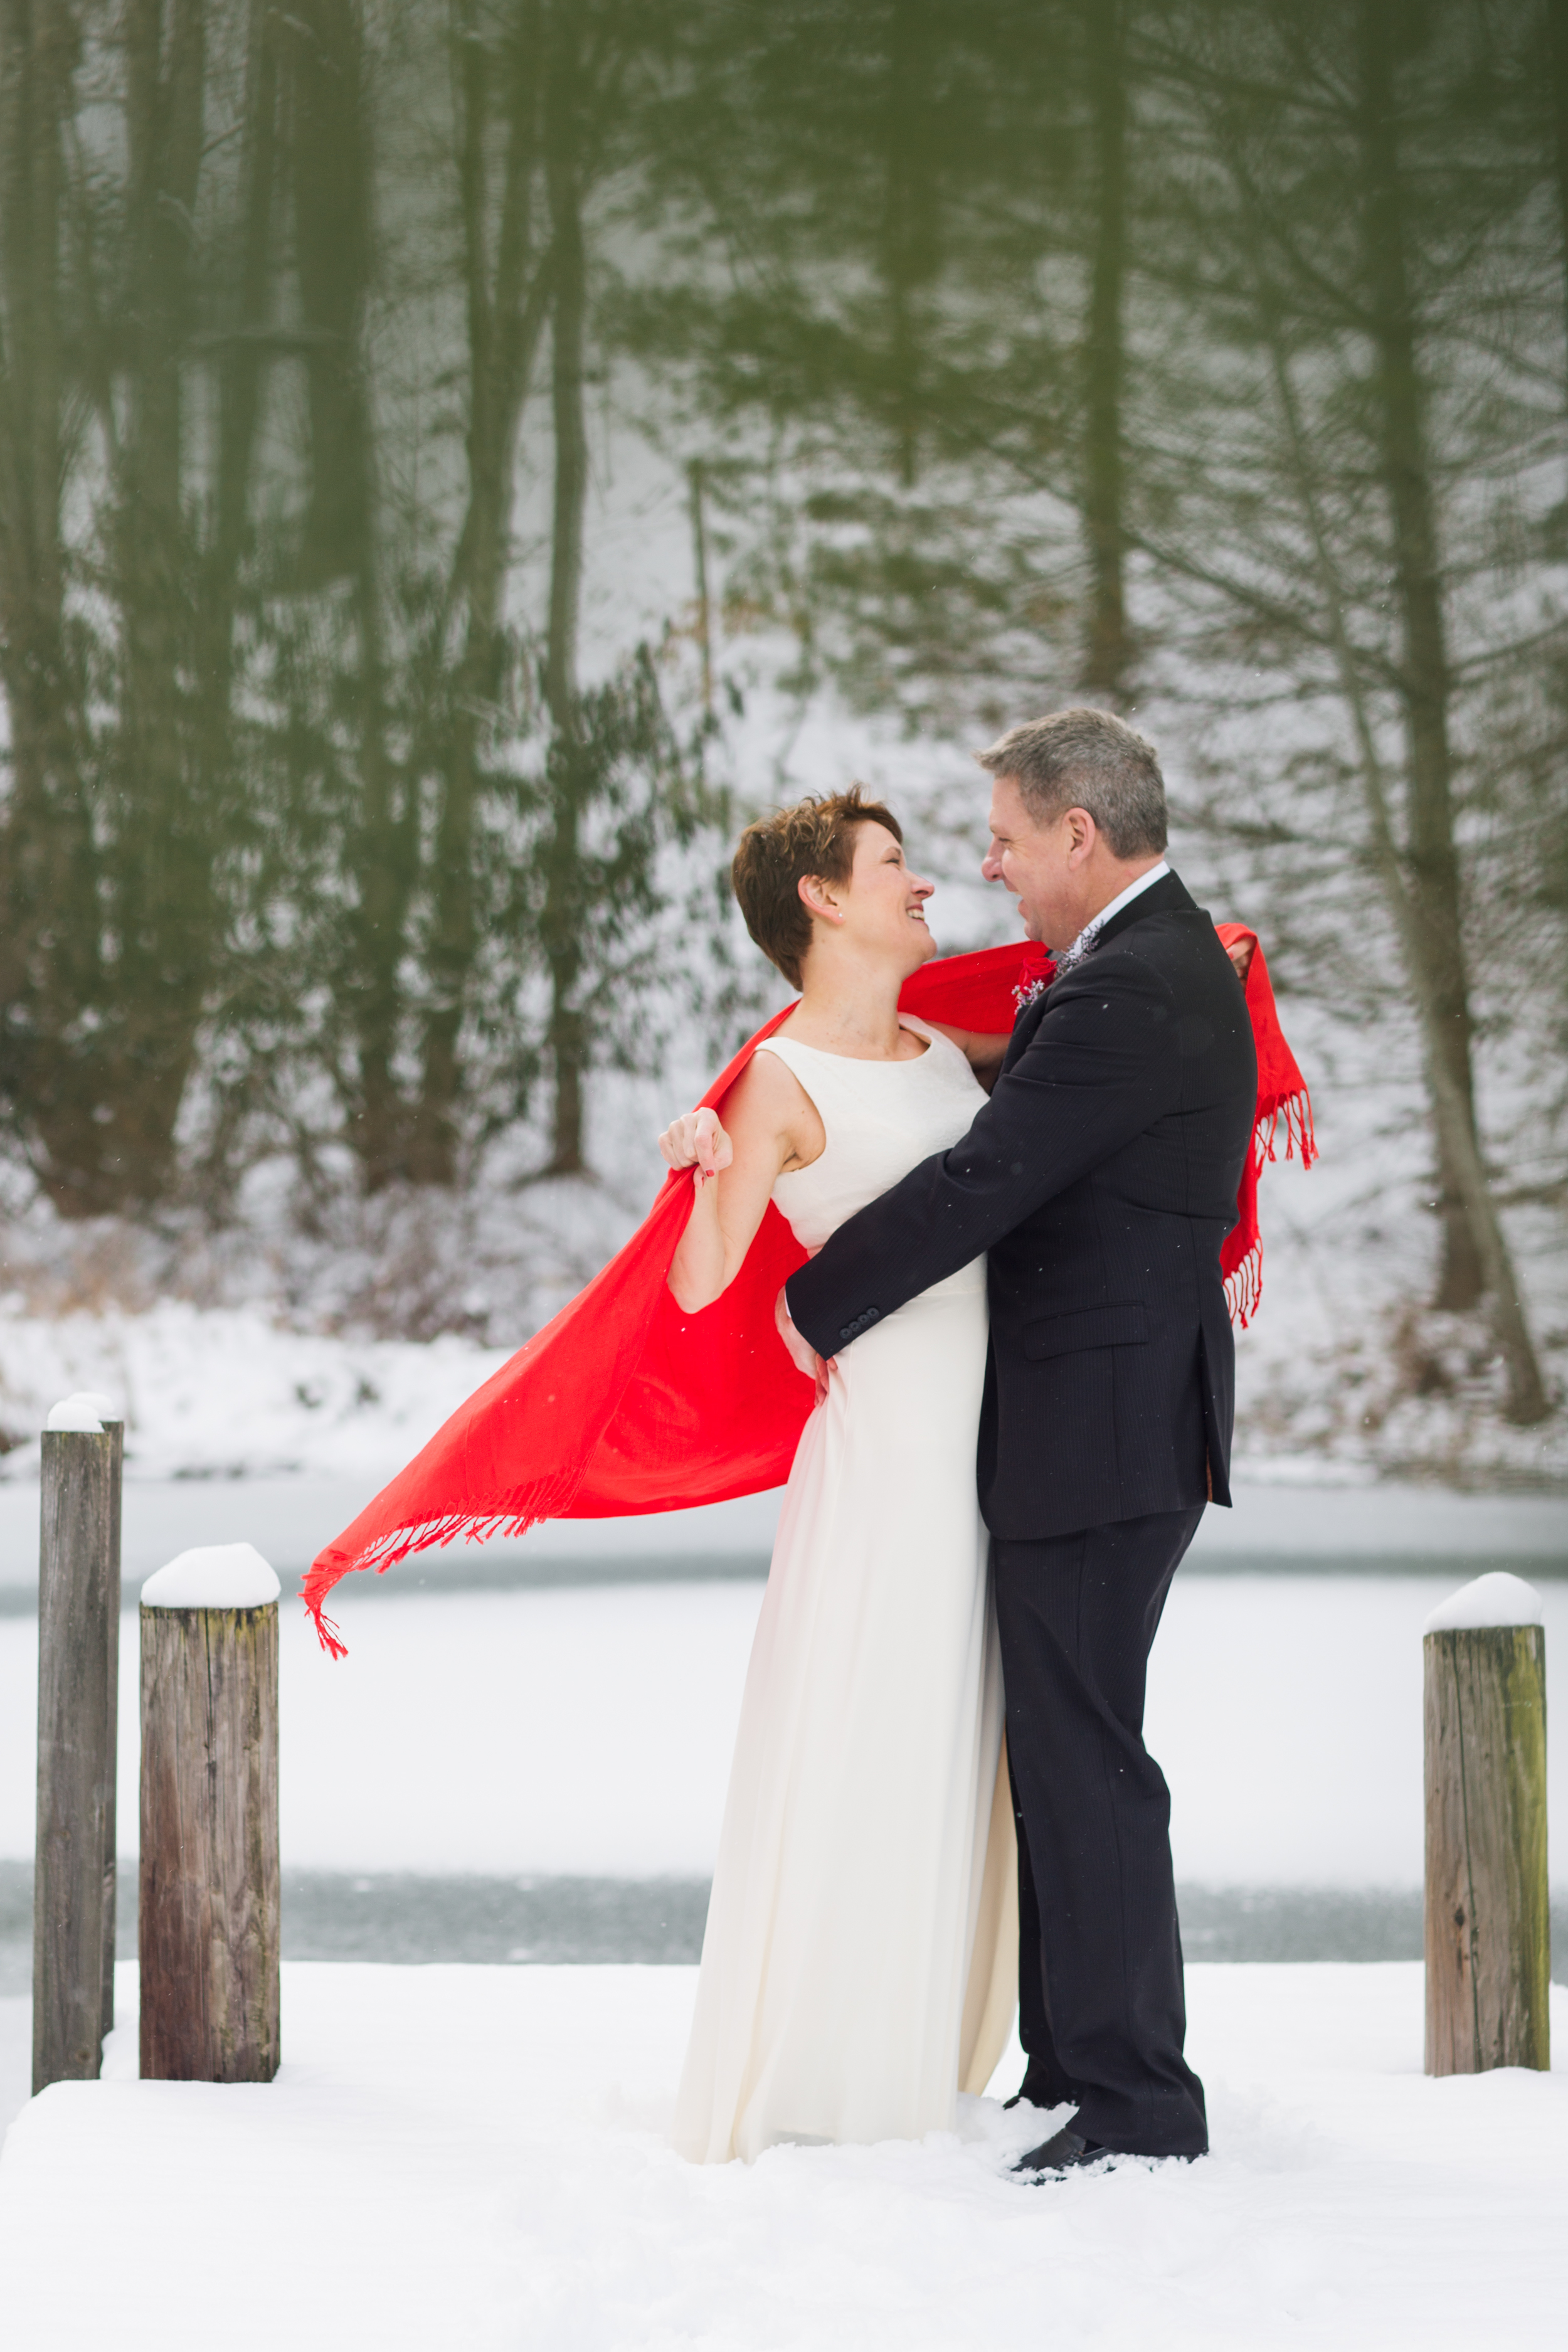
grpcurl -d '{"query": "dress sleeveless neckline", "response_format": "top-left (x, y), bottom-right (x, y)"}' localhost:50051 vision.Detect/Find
top-left (765, 1014), bottom-right (934, 1066)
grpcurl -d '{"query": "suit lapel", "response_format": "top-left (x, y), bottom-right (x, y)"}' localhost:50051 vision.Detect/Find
top-left (1001, 872), bottom-right (1198, 1072)
top-left (1002, 990), bottom-right (1050, 1073)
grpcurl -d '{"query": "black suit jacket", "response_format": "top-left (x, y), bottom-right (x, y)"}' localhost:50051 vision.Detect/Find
top-left (785, 872), bottom-right (1258, 1540)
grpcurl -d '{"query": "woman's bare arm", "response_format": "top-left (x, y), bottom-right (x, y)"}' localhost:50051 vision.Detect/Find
top-left (661, 1054), bottom-right (824, 1313)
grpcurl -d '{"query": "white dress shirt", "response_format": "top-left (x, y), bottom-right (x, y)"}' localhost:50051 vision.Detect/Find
top-left (1056, 860), bottom-right (1170, 970)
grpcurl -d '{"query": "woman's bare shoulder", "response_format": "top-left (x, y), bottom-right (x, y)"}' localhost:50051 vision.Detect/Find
top-left (731, 1040), bottom-right (825, 1165)
top-left (726, 1042), bottom-right (812, 1123)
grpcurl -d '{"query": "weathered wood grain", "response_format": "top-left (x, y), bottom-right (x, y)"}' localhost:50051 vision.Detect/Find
top-left (139, 1602), bottom-right (280, 2083)
top-left (100, 1418), bottom-right (123, 2038)
top-left (1424, 1624), bottom-right (1549, 2076)
top-left (32, 1428), bottom-right (117, 2094)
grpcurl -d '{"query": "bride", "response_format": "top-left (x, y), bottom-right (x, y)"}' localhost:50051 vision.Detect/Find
top-left (659, 787), bottom-right (1020, 2164)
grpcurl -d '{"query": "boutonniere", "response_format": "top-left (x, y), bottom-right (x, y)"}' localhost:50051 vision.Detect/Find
top-left (1012, 958), bottom-right (1058, 1015)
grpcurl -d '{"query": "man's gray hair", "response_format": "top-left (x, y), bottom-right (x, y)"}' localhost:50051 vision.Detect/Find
top-left (976, 707), bottom-right (1168, 858)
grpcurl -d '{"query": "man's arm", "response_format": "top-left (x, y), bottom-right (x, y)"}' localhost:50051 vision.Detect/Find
top-left (924, 1021), bottom-right (1008, 1091)
top-left (785, 954), bottom-right (1181, 1358)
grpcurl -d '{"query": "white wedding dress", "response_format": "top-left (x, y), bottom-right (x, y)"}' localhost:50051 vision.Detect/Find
top-left (673, 1016), bottom-right (1018, 2165)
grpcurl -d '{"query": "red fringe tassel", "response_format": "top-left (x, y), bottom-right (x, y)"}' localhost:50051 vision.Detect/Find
top-left (300, 1471), bottom-right (585, 1658)
top-left (1224, 1081), bottom-right (1315, 1332)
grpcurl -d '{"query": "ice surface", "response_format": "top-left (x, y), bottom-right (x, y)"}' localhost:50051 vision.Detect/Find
top-left (43, 1394), bottom-right (104, 1433)
top-left (0, 1959), bottom-right (1564, 2351)
top-left (140, 1543), bottom-right (281, 1609)
top-left (4, 1572), bottom-right (1565, 1884)
top-left (1, 1466), bottom-right (1562, 1609)
top-left (1423, 1569), bottom-right (1545, 1634)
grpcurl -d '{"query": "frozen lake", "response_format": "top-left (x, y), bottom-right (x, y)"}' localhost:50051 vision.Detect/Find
top-left (4, 1567), bottom-right (1567, 1885)
top-left (0, 1466), bottom-right (1564, 1598)
top-left (4, 1480), bottom-right (1564, 2142)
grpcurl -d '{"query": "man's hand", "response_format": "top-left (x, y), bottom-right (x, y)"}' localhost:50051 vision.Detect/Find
top-left (775, 1286), bottom-right (832, 1402)
top-left (1225, 935), bottom-right (1256, 987)
top-left (659, 1106), bottom-right (733, 1187)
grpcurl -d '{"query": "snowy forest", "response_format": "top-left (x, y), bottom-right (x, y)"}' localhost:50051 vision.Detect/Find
top-left (1, 0), bottom-right (1566, 1484)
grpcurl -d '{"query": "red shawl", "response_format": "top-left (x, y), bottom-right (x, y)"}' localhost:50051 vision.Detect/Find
top-left (304, 928), bottom-right (1311, 1653)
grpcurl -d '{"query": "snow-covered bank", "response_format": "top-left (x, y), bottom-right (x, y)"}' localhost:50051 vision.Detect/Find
top-left (1, 1960), bottom-right (1564, 2351)
top-left (3, 1575), bottom-right (1565, 1883)
top-left (0, 1300), bottom-right (510, 1486)
top-left (0, 1180), bottom-right (1564, 1515)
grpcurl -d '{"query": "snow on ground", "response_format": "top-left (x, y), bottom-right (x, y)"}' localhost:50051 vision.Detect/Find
top-left (3, 1574), bottom-right (1565, 1883)
top-left (0, 1959), bottom-right (1564, 2350)
top-left (0, 1998), bottom-right (24, 2151)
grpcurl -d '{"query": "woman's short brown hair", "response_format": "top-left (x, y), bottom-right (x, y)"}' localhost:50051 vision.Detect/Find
top-left (731, 787), bottom-right (903, 991)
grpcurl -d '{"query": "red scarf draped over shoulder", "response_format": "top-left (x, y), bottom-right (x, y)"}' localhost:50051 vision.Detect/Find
top-left (304, 928), bottom-right (1311, 1653)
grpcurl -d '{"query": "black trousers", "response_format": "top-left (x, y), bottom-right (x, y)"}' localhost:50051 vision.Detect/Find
top-left (993, 1507), bottom-right (1208, 2158)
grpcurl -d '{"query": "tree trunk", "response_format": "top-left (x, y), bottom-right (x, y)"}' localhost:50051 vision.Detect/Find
top-left (290, 0), bottom-right (373, 586)
top-left (16, 0), bottom-right (277, 1221)
top-left (879, 0), bottom-right (939, 488)
top-left (410, 0), bottom-right (549, 1183)
top-left (346, 573), bottom-right (411, 1195)
top-left (1255, 303), bottom-right (1550, 1429)
top-left (279, 3), bottom-right (409, 1194)
top-left (1357, 0), bottom-right (1485, 1313)
top-left (1546, 0), bottom-right (1568, 378)
top-left (78, 0), bottom-right (216, 1212)
top-left (2, 0), bottom-right (223, 1217)
top-left (3, 0), bottom-right (219, 1218)
top-left (1081, 0), bottom-right (1130, 699)
top-left (0, 0), bottom-right (95, 1177)
top-left (538, 8), bottom-right (590, 1178)
top-left (689, 457), bottom-right (715, 742)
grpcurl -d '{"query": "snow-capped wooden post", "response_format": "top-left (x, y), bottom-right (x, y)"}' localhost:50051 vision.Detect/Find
top-left (33, 1394), bottom-right (124, 2095)
top-left (139, 1545), bottom-right (282, 2084)
top-left (1424, 1572), bottom-right (1549, 2077)
top-left (98, 1406), bottom-right (124, 2040)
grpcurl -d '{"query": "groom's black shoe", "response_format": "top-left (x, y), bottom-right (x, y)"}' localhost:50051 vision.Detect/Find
top-left (1012, 2126), bottom-right (1113, 2180)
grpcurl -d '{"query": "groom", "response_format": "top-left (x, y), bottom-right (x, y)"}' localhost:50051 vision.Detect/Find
top-left (780, 708), bottom-right (1256, 2174)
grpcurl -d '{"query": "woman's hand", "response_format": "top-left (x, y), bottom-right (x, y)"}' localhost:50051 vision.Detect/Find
top-left (1225, 934), bottom-right (1256, 987)
top-left (659, 1107), bottom-right (733, 1187)
top-left (664, 1056), bottom-right (812, 1313)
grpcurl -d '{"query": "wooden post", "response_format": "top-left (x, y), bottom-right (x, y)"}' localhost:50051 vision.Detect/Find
top-left (1424, 1574), bottom-right (1550, 2077)
top-left (32, 1402), bottom-right (120, 2094)
top-left (101, 1414), bottom-right (123, 2038)
top-left (139, 1544), bottom-right (282, 2083)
